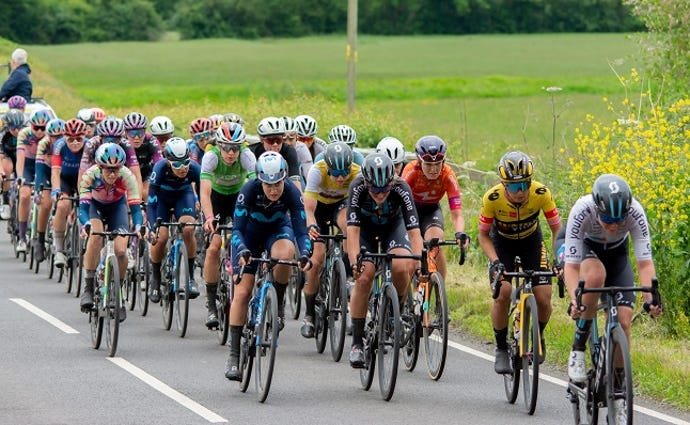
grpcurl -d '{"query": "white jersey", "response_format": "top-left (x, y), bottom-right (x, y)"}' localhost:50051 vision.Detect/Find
top-left (564, 195), bottom-right (652, 264)
top-left (294, 141), bottom-right (313, 184)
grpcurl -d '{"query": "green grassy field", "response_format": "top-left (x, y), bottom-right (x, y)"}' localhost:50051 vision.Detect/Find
top-left (9, 33), bottom-right (687, 411)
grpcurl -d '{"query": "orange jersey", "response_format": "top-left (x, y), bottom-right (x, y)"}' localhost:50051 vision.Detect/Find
top-left (402, 160), bottom-right (462, 210)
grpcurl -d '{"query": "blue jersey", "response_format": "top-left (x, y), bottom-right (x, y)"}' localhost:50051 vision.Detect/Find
top-left (147, 158), bottom-right (201, 218)
top-left (232, 179), bottom-right (311, 257)
top-left (188, 139), bottom-right (205, 165)
top-left (52, 139), bottom-right (83, 177)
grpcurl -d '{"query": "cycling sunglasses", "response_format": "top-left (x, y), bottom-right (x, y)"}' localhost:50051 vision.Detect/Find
top-left (193, 131), bottom-right (211, 141)
top-left (328, 168), bottom-right (349, 177)
top-left (505, 181), bottom-right (530, 193)
top-left (263, 135), bottom-right (284, 146)
top-left (67, 136), bottom-right (84, 143)
top-left (100, 166), bottom-right (120, 174)
top-left (219, 143), bottom-right (240, 153)
top-left (103, 136), bottom-right (120, 144)
top-left (127, 128), bottom-right (145, 138)
top-left (599, 213), bottom-right (626, 224)
top-left (9, 125), bottom-right (23, 131)
top-left (32, 125), bottom-right (46, 131)
top-left (419, 152), bottom-right (445, 162)
top-left (368, 184), bottom-right (392, 194)
top-left (170, 158), bottom-right (191, 169)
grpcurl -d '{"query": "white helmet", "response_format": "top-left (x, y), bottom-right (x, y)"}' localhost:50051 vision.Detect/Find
top-left (328, 125), bottom-right (357, 147)
top-left (77, 108), bottom-right (96, 125)
top-left (150, 115), bottom-right (174, 136)
top-left (256, 116), bottom-right (286, 137)
top-left (295, 114), bottom-right (318, 137)
top-left (256, 151), bottom-right (288, 183)
top-left (376, 137), bottom-right (405, 164)
top-left (163, 137), bottom-right (190, 161)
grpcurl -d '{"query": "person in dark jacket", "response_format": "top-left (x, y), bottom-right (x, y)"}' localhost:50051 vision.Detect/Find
top-left (0, 49), bottom-right (33, 102)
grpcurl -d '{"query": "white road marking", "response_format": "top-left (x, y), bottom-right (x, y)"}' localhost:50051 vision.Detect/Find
top-left (107, 357), bottom-right (227, 423)
top-left (447, 339), bottom-right (690, 425)
top-left (10, 298), bottom-right (79, 334)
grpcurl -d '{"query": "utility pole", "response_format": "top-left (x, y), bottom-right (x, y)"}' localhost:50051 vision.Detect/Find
top-left (346, 0), bottom-right (358, 113)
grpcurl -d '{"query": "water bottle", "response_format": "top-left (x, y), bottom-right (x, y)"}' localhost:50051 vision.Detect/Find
top-left (557, 244), bottom-right (566, 264)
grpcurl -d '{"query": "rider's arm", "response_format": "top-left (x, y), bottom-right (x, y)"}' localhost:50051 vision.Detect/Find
top-left (199, 152), bottom-right (217, 220)
top-left (231, 181), bottom-right (254, 252)
top-left (477, 187), bottom-right (499, 263)
top-left (346, 224), bottom-right (361, 268)
top-left (303, 165), bottom-right (323, 228)
top-left (286, 183), bottom-right (312, 257)
top-left (346, 178), bottom-right (363, 266)
top-left (240, 147), bottom-right (257, 180)
top-left (78, 167), bottom-right (95, 226)
top-left (146, 161), bottom-right (163, 221)
top-left (15, 129), bottom-right (27, 178)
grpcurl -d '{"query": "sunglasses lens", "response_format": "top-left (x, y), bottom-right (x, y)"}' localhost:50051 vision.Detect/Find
top-left (329, 169), bottom-right (348, 177)
top-left (421, 153), bottom-right (445, 162)
top-left (127, 129), bottom-right (144, 137)
top-left (600, 214), bottom-right (624, 224)
top-left (33, 126), bottom-right (46, 131)
top-left (506, 181), bottom-right (530, 193)
top-left (219, 143), bottom-right (239, 152)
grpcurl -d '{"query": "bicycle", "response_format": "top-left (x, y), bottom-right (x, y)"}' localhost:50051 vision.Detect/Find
top-left (123, 229), bottom-right (147, 314)
top-left (45, 201), bottom-right (58, 280)
top-left (60, 195), bottom-right (81, 294)
top-left (312, 232), bottom-right (348, 362)
top-left (212, 220), bottom-right (234, 345)
top-left (26, 184), bottom-right (42, 267)
top-left (154, 218), bottom-right (202, 338)
top-left (491, 256), bottom-right (560, 415)
top-left (237, 254), bottom-right (302, 403)
top-left (356, 246), bottom-right (421, 401)
top-left (401, 236), bottom-right (467, 381)
top-left (4, 176), bottom-right (22, 260)
top-left (568, 278), bottom-right (661, 425)
top-left (84, 224), bottom-right (143, 357)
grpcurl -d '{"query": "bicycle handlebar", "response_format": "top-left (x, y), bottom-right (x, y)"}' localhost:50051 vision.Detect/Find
top-left (575, 278), bottom-right (661, 312)
top-left (424, 237), bottom-right (467, 266)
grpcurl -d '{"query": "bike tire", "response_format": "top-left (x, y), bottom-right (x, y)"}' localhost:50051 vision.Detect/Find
top-left (33, 243), bottom-right (41, 274)
top-left (423, 272), bottom-right (449, 380)
top-left (314, 279), bottom-right (329, 354)
top-left (239, 328), bottom-right (253, 393)
top-left (137, 241), bottom-right (150, 316)
top-left (90, 294), bottom-right (103, 350)
top-left (48, 245), bottom-right (55, 280)
top-left (607, 326), bottom-right (633, 425)
top-left (75, 246), bottom-right (83, 298)
top-left (401, 286), bottom-right (420, 372)
top-left (522, 295), bottom-right (540, 415)
top-left (503, 328), bottom-right (521, 404)
top-left (175, 243), bottom-right (190, 338)
top-left (29, 244), bottom-right (34, 268)
top-left (377, 284), bottom-right (400, 401)
top-left (328, 258), bottom-right (348, 362)
top-left (104, 257), bottom-right (121, 357)
top-left (360, 291), bottom-right (377, 391)
top-left (255, 284), bottom-right (279, 403)
top-left (216, 277), bottom-right (231, 345)
top-left (287, 267), bottom-right (303, 320)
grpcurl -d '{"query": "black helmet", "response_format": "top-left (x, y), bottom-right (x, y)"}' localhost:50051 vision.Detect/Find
top-left (591, 174), bottom-right (632, 220)
top-left (362, 153), bottom-right (395, 188)
top-left (323, 142), bottom-right (353, 172)
top-left (497, 151), bottom-right (533, 182)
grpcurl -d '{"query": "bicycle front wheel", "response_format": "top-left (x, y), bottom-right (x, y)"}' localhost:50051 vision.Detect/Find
top-left (328, 258), bottom-right (348, 362)
top-left (175, 244), bottom-right (190, 338)
top-left (137, 241), bottom-right (150, 316)
top-left (314, 280), bottom-right (329, 354)
top-left (521, 295), bottom-right (540, 415)
top-left (104, 257), bottom-right (121, 357)
top-left (255, 284), bottom-right (279, 403)
top-left (503, 328), bottom-right (521, 403)
top-left (287, 267), bottom-right (303, 319)
top-left (216, 277), bottom-right (232, 346)
top-left (377, 284), bottom-right (400, 401)
top-left (239, 328), bottom-right (253, 393)
top-left (607, 326), bottom-right (633, 425)
top-left (65, 222), bottom-right (77, 293)
top-left (401, 285), bottom-right (420, 372)
top-left (90, 292), bottom-right (103, 350)
top-left (424, 272), bottom-right (448, 380)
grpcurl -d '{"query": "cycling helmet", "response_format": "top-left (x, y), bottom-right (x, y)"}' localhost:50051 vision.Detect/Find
top-left (256, 151), bottom-right (288, 183)
top-left (257, 116), bottom-right (286, 137)
top-left (97, 117), bottom-right (125, 137)
top-left (123, 111), bottom-right (148, 130)
top-left (324, 142), bottom-right (353, 172)
top-left (376, 137), bottom-right (405, 165)
top-left (150, 115), bottom-right (174, 136)
top-left (163, 137), bottom-right (190, 161)
top-left (224, 112), bottom-right (245, 125)
top-left (497, 151), bottom-right (533, 182)
top-left (47, 119), bottom-right (65, 137)
top-left (95, 143), bottom-right (126, 168)
top-left (328, 125), bottom-right (357, 147)
top-left (91, 107), bottom-right (106, 123)
top-left (209, 114), bottom-right (224, 131)
top-left (415, 135), bottom-right (447, 162)
top-left (77, 108), bottom-right (96, 125)
top-left (3, 109), bottom-right (25, 128)
top-left (7, 95), bottom-right (26, 109)
top-left (216, 122), bottom-right (246, 144)
top-left (282, 116), bottom-right (297, 133)
top-left (30, 109), bottom-right (51, 127)
top-left (295, 114), bottom-right (318, 137)
top-left (64, 118), bottom-right (87, 137)
top-left (189, 117), bottom-right (212, 135)
top-left (362, 153), bottom-right (396, 188)
top-left (591, 174), bottom-right (632, 220)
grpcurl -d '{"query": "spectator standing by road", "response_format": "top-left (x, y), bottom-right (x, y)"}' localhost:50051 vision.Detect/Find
top-left (0, 48), bottom-right (32, 102)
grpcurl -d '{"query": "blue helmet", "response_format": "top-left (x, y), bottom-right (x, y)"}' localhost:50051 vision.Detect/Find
top-left (95, 143), bottom-right (126, 168)
top-left (256, 152), bottom-right (288, 183)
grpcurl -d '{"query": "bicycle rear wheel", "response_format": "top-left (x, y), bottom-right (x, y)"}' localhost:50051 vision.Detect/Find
top-left (424, 272), bottom-right (448, 380)
top-left (377, 284), bottom-right (400, 401)
top-left (607, 326), bottom-right (633, 425)
top-left (255, 284), bottom-right (279, 403)
top-left (287, 267), bottom-right (303, 319)
top-left (75, 246), bottom-right (83, 298)
top-left (522, 295), bottom-right (540, 415)
top-left (328, 258), bottom-right (348, 362)
top-left (104, 257), bottom-right (121, 357)
top-left (125, 240), bottom-right (137, 311)
top-left (503, 332), bottom-right (521, 403)
top-left (239, 328), bottom-right (254, 393)
top-left (401, 286), bottom-right (420, 372)
top-left (137, 241), bottom-right (150, 316)
top-left (47, 222), bottom-right (55, 280)
top-left (90, 293), bottom-right (103, 350)
top-left (314, 279), bottom-right (329, 354)
top-left (65, 222), bottom-right (77, 293)
top-left (216, 277), bottom-right (231, 345)
top-left (175, 244), bottom-right (190, 338)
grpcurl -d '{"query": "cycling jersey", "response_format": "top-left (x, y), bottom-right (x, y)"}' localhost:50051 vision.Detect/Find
top-left (401, 160), bottom-right (462, 210)
top-left (478, 181), bottom-right (560, 240)
top-left (1, 131), bottom-right (17, 166)
top-left (134, 134), bottom-right (162, 180)
top-left (34, 137), bottom-right (55, 189)
top-left (200, 145), bottom-right (255, 195)
top-left (80, 136), bottom-right (139, 172)
top-left (51, 139), bottom-right (83, 194)
top-left (17, 127), bottom-right (45, 182)
top-left (188, 139), bottom-right (204, 165)
top-left (147, 159), bottom-right (201, 221)
top-left (294, 141), bottom-right (313, 184)
top-left (304, 160), bottom-right (361, 204)
top-left (78, 165), bottom-right (142, 227)
top-left (249, 143), bottom-right (301, 182)
top-left (307, 138), bottom-right (327, 161)
top-left (564, 195), bottom-right (652, 263)
top-left (314, 149), bottom-right (365, 167)
top-left (347, 175), bottom-right (419, 230)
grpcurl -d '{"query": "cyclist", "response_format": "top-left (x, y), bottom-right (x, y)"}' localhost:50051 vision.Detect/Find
top-left (77, 108), bottom-right (96, 139)
top-left (15, 109), bottom-right (51, 254)
top-left (324, 125), bottom-right (365, 165)
top-left (376, 136), bottom-right (407, 176)
top-left (249, 116), bottom-right (302, 190)
top-left (301, 142), bottom-right (361, 338)
top-left (50, 118), bottom-right (87, 267)
top-left (477, 151), bottom-right (561, 374)
top-left (147, 137), bottom-right (201, 302)
top-left (123, 111), bottom-right (162, 201)
top-left (32, 118), bottom-right (64, 262)
top-left (0, 109), bottom-right (25, 218)
top-left (188, 117), bottom-right (213, 164)
top-left (282, 116), bottom-right (312, 185)
top-left (224, 151), bottom-right (312, 381)
top-left (346, 153), bottom-right (423, 368)
top-left (401, 135), bottom-right (468, 280)
top-left (78, 143), bottom-right (143, 319)
top-left (563, 174), bottom-right (662, 388)
top-left (295, 114), bottom-right (327, 161)
top-left (7, 95), bottom-right (27, 114)
top-left (200, 122), bottom-right (256, 328)
top-left (150, 115), bottom-right (175, 148)
top-left (223, 112), bottom-right (244, 125)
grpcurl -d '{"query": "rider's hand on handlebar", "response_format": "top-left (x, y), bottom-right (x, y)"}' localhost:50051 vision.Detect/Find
top-left (238, 249), bottom-right (252, 267)
top-left (643, 299), bottom-right (663, 318)
top-left (203, 216), bottom-right (216, 234)
top-left (307, 224), bottom-right (320, 241)
top-left (298, 255), bottom-right (312, 271)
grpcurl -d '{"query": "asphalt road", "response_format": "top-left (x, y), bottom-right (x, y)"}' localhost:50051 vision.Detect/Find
top-left (1, 229), bottom-right (688, 425)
